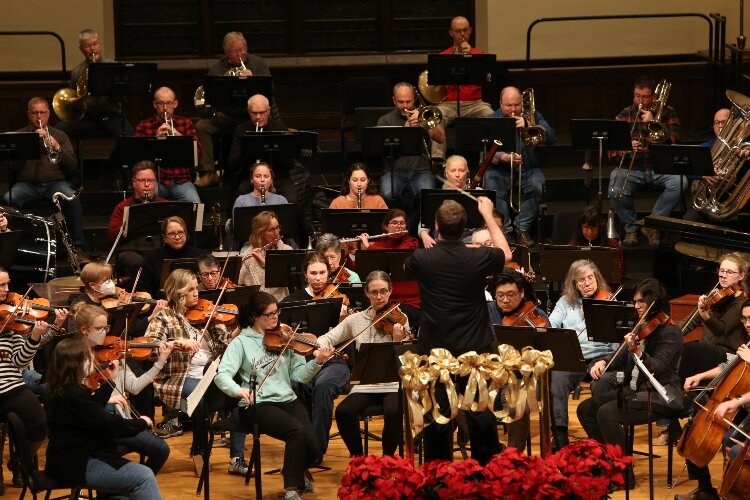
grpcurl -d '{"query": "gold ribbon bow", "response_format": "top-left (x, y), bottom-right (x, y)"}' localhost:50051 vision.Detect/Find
top-left (456, 351), bottom-right (492, 412)
top-left (487, 344), bottom-right (523, 422)
top-left (427, 348), bottom-right (460, 424)
top-left (517, 347), bottom-right (555, 413)
top-left (398, 352), bottom-right (432, 435)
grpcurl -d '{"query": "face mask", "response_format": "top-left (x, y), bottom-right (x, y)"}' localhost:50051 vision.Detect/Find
top-left (98, 279), bottom-right (116, 296)
top-left (88, 328), bottom-right (106, 346)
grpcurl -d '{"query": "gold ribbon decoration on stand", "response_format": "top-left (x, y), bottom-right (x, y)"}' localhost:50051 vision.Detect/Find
top-left (456, 351), bottom-right (491, 412)
top-left (398, 352), bottom-right (433, 436)
top-left (427, 348), bottom-right (460, 424)
top-left (516, 347), bottom-right (555, 414)
top-left (487, 344), bottom-right (523, 422)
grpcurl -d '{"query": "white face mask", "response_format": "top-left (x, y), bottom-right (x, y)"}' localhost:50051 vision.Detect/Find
top-left (87, 328), bottom-right (107, 346)
top-left (98, 279), bottom-right (116, 296)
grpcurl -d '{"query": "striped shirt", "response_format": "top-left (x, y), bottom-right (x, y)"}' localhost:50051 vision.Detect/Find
top-left (0, 333), bottom-right (41, 395)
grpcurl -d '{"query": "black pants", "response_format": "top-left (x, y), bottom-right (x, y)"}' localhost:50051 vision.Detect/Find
top-left (238, 399), bottom-right (320, 491)
top-left (0, 387), bottom-right (46, 442)
top-left (335, 391), bottom-right (401, 456)
top-left (577, 387), bottom-right (676, 451)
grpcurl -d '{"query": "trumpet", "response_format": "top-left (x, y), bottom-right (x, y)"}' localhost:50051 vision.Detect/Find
top-left (163, 112), bottom-right (175, 136)
top-left (611, 104), bottom-right (643, 201)
top-left (340, 230), bottom-right (408, 244)
top-left (38, 120), bottom-right (61, 164)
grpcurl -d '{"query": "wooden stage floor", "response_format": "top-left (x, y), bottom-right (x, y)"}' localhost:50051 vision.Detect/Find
top-left (3, 393), bottom-right (727, 499)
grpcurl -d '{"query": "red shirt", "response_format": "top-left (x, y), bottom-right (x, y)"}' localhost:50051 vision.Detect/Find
top-left (438, 46), bottom-right (486, 102)
top-left (368, 236), bottom-right (421, 309)
top-left (134, 114), bottom-right (200, 185)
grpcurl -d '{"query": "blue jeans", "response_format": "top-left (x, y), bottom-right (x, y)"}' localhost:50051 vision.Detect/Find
top-left (482, 165), bottom-right (545, 232)
top-left (300, 357), bottom-right (350, 454)
top-left (85, 457), bottom-right (161, 500)
top-left (22, 369), bottom-right (48, 398)
top-left (157, 182), bottom-right (201, 203)
top-left (2, 181), bottom-right (85, 246)
top-left (608, 169), bottom-right (686, 233)
top-left (116, 431), bottom-right (170, 475)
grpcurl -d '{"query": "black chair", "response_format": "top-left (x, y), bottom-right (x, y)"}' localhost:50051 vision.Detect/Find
top-left (5, 412), bottom-right (91, 500)
top-left (360, 404), bottom-right (385, 455)
top-left (340, 76), bottom-right (391, 161)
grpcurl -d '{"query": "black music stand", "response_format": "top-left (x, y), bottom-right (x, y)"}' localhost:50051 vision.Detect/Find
top-left (494, 326), bottom-right (587, 373)
top-left (123, 201), bottom-right (202, 240)
top-left (419, 188), bottom-right (496, 230)
top-left (454, 117), bottom-right (517, 162)
top-left (199, 285), bottom-right (260, 308)
top-left (650, 144), bottom-right (716, 212)
top-left (160, 258), bottom-right (198, 290)
top-left (581, 299), bottom-right (636, 344)
top-left (538, 245), bottom-right (619, 283)
top-left (278, 298), bottom-right (342, 335)
top-left (106, 303), bottom-right (141, 339)
top-left (362, 126), bottom-right (424, 197)
top-left (239, 131), bottom-right (318, 168)
top-left (215, 255), bottom-right (242, 285)
top-left (509, 243), bottom-right (532, 271)
top-left (0, 231), bottom-right (22, 270)
top-left (233, 204), bottom-right (300, 251)
top-left (202, 76), bottom-right (273, 116)
top-left (570, 119), bottom-right (632, 213)
top-left (337, 283), bottom-right (367, 311)
top-left (0, 132), bottom-right (41, 207)
top-left (427, 53), bottom-right (495, 115)
top-left (265, 250), bottom-right (307, 289)
top-left (356, 249), bottom-right (415, 281)
top-left (119, 136), bottom-right (197, 186)
top-left (88, 62), bottom-right (157, 135)
top-left (320, 209), bottom-right (389, 238)
top-left (355, 107), bottom-right (393, 145)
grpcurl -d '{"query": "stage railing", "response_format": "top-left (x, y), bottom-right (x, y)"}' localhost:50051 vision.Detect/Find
top-left (0, 31), bottom-right (67, 75)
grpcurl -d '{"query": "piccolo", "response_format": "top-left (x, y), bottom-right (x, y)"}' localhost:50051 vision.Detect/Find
top-left (340, 230), bottom-right (408, 244)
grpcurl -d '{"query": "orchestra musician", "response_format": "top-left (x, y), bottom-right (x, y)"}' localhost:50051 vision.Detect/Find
top-left (133, 86), bottom-right (201, 203)
top-left (405, 197), bottom-right (511, 464)
top-left (197, 253), bottom-right (233, 291)
top-left (485, 86), bottom-right (556, 247)
top-left (578, 278), bottom-right (684, 489)
top-left (138, 216), bottom-right (200, 297)
top-left (215, 291), bottom-right (334, 500)
top-left (71, 302), bottom-right (172, 474)
top-left (329, 163), bottom-right (388, 210)
top-left (419, 154), bottom-right (471, 248)
top-left (678, 299), bottom-right (750, 500)
top-left (109, 161), bottom-right (167, 288)
top-left (44, 337), bottom-right (160, 499)
top-left (143, 269), bottom-right (245, 476)
top-left (548, 259), bottom-right (617, 447)
top-left (238, 210), bottom-right (293, 301)
top-left (487, 269), bottom-right (549, 450)
top-left (609, 75), bottom-right (683, 247)
top-left (315, 233), bottom-right (361, 283)
top-left (317, 270), bottom-right (411, 456)
top-left (281, 253), bottom-right (351, 460)
top-left (568, 205), bottom-right (625, 284)
top-left (431, 16), bottom-right (494, 163)
top-left (232, 161), bottom-right (288, 218)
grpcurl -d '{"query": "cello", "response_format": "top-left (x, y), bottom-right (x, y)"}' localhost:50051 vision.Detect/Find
top-left (719, 423), bottom-right (750, 499)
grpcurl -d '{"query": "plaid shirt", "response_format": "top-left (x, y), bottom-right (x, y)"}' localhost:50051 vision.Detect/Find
top-left (145, 308), bottom-right (230, 410)
top-left (611, 104), bottom-right (680, 169)
top-left (134, 114), bottom-right (199, 185)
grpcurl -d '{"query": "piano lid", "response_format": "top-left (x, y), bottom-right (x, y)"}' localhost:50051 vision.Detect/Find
top-left (644, 215), bottom-right (750, 262)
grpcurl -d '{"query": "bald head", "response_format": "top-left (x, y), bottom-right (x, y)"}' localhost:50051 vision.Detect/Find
top-left (713, 108), bottom-right (731, 137)
top-left (449, 16), bottom-right (472, 48)
top-left (500, 86), bottom-right (522, 117)
top-left (247, 94), bottom-right (271, 128)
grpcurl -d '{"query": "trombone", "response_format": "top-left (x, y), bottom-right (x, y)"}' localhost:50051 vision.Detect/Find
top-left (508, 112), bottom-right (522, 213)
top-left (611, 104), bottom-right (643, 201)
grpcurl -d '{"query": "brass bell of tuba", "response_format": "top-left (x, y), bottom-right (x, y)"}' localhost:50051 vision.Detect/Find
top-left (644, 79), bottom-right (671, 144)
top-left (521, 88), bottom-right (547, 147)
top-left (52, 53), bottom-right (93, 122)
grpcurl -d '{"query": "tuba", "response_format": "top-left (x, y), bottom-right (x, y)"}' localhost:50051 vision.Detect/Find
top-left (521, 88), bottom-right (547, 147)
top-left (644, 79), bottom-right (671, 144)
top-left (692, 89), bottom-right (750, 220)
top-left (52, 53), bottom-right (93, 122)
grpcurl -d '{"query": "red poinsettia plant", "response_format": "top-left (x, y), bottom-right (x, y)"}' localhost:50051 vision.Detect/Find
top-left (338, 454), bottom-right (423, 499)
top-left (419, 458), bottom-right (485, 499)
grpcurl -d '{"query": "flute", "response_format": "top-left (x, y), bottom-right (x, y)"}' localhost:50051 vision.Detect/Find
top-left (340, 230), bottom-right (408, 244)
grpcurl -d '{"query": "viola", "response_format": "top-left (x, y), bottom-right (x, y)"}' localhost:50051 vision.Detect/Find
top-left (94, 335), bottom-right (162, 363)
top-left (312, 284), bottom-right (350, 307)
top-left (101, 288), bottom-right (157, 313)
top-left (263, 323), bottom-right (347, 360)
top-left (186, 298), bottom-right (239, 325)
top-left (372, 303), bottom-right (409, 335)
top-left (502, 300), bottom-right (550, 328)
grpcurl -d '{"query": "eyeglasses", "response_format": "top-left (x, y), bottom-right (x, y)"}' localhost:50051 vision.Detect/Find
top-left (199, 271), bottom-right (220, 279)
top-left (165, 231), bottom-right (185, 239)
top-left (154, 101), bottom-right (175, 107)
top-left (495, 291), bottom-right (519, 301)
top-left (92, 325), bottom-right (111, 334)
top-left (476, 240), bottom-right (493, 247)
top-left (633, 93), bottom-right (653, 100)
top-left (388, 220), bottom-right (407, 227)
top-left (29, 111), bottom-right (49, 116)
top-left (576, 275), bottom-right (596, 285)
top-left (741, 316), bottom-right (750, 324)
top-left (718, 268), bottom-right (740, 276)
top-left (714, 120), bottom-right (728, 126)
top-left (632, 299), bottom-right (647, 306)
top-left (133, 178), bottom-right (156, 184)
top-left (259, 309), bottom-right (279, 318)
top-left (265, 226), bottom-right (281, 233)
top-left (367, 288), bottom-right (390, 297)
top-left (250, 110), bottom-right (269, 115)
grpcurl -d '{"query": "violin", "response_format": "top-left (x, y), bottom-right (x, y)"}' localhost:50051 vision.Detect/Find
top-left (0, 294), bottom-right (61, 334)
top-left (100, 288), bottom-right (157, 313)
top-left (83, 361), bottom-right (116, 391)
top-left (218, 277), bottom-right (236, 289)
top-left (330, 265), bottom-right (351, 284)
top-left (502, 300), bottom-right (550, 328)
top-left (505, 261), bottom-right (536, 283)
top-left (702, 282), bottom-right (745, 309)
top-left (186, 298), bottom-right (239, 325)
top-left (312, 283), bottom-right (350, 306)
top-left (93, 335), bottom-right (162, 363)
top-left (603, 304), bottom-right (672, 373)
top-left (592, 285), bottom-right (624, 301)
top-left (372, 304), bottom-right (409, 335)
top-left (263, 323), bottom-right (347, 360)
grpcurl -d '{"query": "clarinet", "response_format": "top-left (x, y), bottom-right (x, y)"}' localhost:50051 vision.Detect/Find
top-left (356, 188), bottom-right (362, 209)
top-left (260, 186), bottom-right (266, 206)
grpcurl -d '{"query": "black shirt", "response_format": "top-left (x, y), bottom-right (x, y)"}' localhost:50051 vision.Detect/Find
top-left (405, 240), bottom-right (505, 356)
top-left (138, 244), bottom-right (201, 297)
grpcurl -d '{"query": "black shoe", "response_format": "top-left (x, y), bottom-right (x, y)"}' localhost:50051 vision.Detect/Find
top-left (553, 426), bottom-right (569, 449)
top-left (674, 487), bottom-right (720, 500)
top-left (515, 229), bottom-right (535, 247)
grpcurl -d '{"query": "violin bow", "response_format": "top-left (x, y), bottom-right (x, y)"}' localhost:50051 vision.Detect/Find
top-left (681, 280), bottom-right (721, 335)
top-left (694, 401), bottom-right (750, 441)
top-left (256, 324), bottom-right (301, 397)
top-left (322, 282), bottom-right (342, 299)
top-left (127, 268), bottom-right (143, 304)
top-left (602, 300), bottom-right (655, 374)
top-left (0, 286), bottom-right (34, 334)
top-left (87, 351), bottom-right (143, 419)
top-left (336, 302), bottom-right (403, 353)
top-left (216, 254), bottom-right (231, 287)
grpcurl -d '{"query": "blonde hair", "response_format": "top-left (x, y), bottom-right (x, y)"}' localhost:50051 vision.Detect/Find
top-left (163, 268), bottom-right (197, 313)
top-left (249, 211), bottom-right (279, 248)
top-left (719, 252), bottom-right (749, 294)
top-left (443, 155), bottom-right (468, 188)
top-left (80, 262), bottom-right (113, 291)
top-left (560, 259), bottom-right (610, 305)
top-left (71, 303), bottom-right (107, 332)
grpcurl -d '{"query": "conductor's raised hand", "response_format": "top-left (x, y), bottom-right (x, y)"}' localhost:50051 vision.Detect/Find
top-left (476, 196), bottom-right (495, 219)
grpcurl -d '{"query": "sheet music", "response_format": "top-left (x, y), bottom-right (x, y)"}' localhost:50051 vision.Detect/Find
top-left (186, 357), bottom-right (221, 417)
top-left (632, 352), bottom-right (673, 405)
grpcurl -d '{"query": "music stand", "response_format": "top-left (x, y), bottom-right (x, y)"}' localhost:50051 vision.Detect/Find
top-left (278, 298), bottom-right (343, 335)
top-left (419, 188), bottom-right (496, 230)
top-left (570, 119), bottom-right (632, 213)
top-left (106, 303), bottom-right (141, 339)
top-left (239, 131), bottom-right (318, 167)
top-left (88, 62), bottom-right (157, 135)
top-left (0, 231), bottom-right (23, 270)
top-left (350, 341), bottom-right (415, 385)
top-left (0, 132), bottom-right (41, 207)
top-left (509, 243), bottom-right (532, 271)
top-left (233, 204), bottom-right (300, 251)
top-left (355, 107), bottom-right (393, 145)
top-left (494, 326), bottom-right (587, 373)
top-left (582, 299), bottom-right (636, 344)
top-left (160, 258), bottom-right (198, 290)
top-left (337, 283), bottom-right (367, 311)
top-left (202, 76), bottom-right (273, 116)
top-left (213, 255), bottom-right (242, 285)
top-left (320, 209), bottom-right (389, 238)
top-left (356, 249), bottom-right (415, 281)
top-left (264, 250), bottom-right (308, 289)
top-left (650, 144), bottom-right (716, 212)
top-left (199, 285), bottom-right (260, 308)
top-left (119, 136), bottom-right (197, 186)
top-left (123, 201), bottom-right (203, 239)
top-left (454, 117), bottom-right (517, 161)
top-left (538, 245), bottom-right (618, 284)
top-left (427, 53), bottom-right (495, 115)
top-left (362, 126), bottom-right (424, 196)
